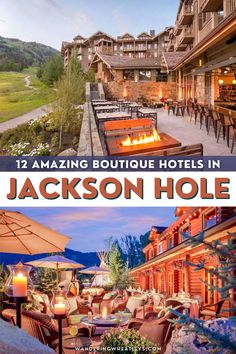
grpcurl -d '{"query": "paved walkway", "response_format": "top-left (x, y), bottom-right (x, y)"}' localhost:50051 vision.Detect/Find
top-left (0, 104), bottom-right (54, 133)
top-left (156, 109), bottom-right (234, 156)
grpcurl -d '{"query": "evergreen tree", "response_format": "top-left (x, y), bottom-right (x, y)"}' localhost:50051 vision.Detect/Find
top-left (108, 243), bottom-right (130, 290)
top-left (32, 267), bottom-right (57, 295)
top-left (39, 55), bottom-right (64, 86)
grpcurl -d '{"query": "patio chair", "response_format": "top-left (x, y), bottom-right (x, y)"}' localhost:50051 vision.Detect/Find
top-left (231, 117), bottom-right (236, 153)
top-left (217, 112), bottom-right (232, 147)
top-left (2, 309), bottom-right (91, 349)
top-left (128, 306), bottom-right (184, 353)
top-left (76, 297), bottom-right (94, 315)
top-left (208, 109), bottom-right (219, 137)
top-left (200, 298), bottom-right (226, 319)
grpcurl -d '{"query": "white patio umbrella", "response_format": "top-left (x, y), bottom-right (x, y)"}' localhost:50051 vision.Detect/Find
top-left (79, 266), bottom-right (109, 275)
top-left (0, 210), bottom-right (70, 254)
top-left (26, 255), bottom-right (84, 284)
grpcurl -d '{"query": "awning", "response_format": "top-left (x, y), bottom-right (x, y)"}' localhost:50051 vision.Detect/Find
top-left (193, 56), bottom-right (236, 75)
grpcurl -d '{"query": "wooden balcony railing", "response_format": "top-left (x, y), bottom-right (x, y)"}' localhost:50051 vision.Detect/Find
top-left (199, 18), bottom-right (214, 42)
top-left (225, 0), bottom-right (236, 16)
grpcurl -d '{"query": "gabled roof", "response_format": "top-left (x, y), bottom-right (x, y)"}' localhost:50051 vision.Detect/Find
top-left (84, 31), bottom-right (115, 43)
top-left (91, 52), bottom-right (161, 69)
top-left (162, 52), bottom-right (186, 70)
top-left (73, 34), bottom-right (86, 41)
top-left (137, 32), bottom-right (152, 38)
top-left (118, 33), bottom-right (135, 39)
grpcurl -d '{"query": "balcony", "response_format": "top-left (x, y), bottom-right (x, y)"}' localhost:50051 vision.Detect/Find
top-left (178, 4), bottom-right (194, 26)
top-left (225, 0), bottom-right (236, 16)
top-left (167, 41), bottom-right (174, 52)
top-left (174, 40), bottom-right (186, 52)
top-left (199, 0), bottom-right (223, 13)
top-left (123, 47), bottom-right (135, 51)
top-left (174, 25), bottom-right (183, 36)
top-left (178, 26), bottom-right (194, 45)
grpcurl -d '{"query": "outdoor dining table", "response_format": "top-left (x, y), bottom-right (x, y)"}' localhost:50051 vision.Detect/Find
top-left (168, 297), bottom-right (199, 318)
top-left (92, 101), bottom-right (115, 107)
top-left (81, 314), bottom-right (129, 328)
top-left (128, 103), bottom-right (142, 116)
top-left (137, 108), bottom-right (158, 128)
top-left (91, 99), bottom-right (106, 103)
top-left (97, 111), bottom-right (132, 129)
top-left (94, 105), bottom-right (119, 114)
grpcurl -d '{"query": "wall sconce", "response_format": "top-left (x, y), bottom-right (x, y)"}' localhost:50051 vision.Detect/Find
top-left (199, 59), bottom-right (202, 66)
top-left (218, 79), bottom-right (224, 85)
top-left (232, 80), bottom-right (236, 85)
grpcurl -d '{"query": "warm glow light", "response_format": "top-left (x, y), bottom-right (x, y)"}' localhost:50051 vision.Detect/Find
top-left (233, 80), bottom-right (236, 84)
top-left (54, 301), bottom-right (66, 315)
top-left (218, 79), bottom-right (224, 85)
top-left (121, 129), bottom-right (161, 147)
top-left (13, 273), bottom-right (27, 297)
top-left (102, 306), bottom-right (108, 319)
top-left (199, 59), bottom-right (202, 66)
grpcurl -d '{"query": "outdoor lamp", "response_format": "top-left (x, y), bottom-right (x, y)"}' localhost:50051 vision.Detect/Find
top-left (50, 288), bottom-right (70, 315)
top-left (5, 262), bottom-right (34, 298)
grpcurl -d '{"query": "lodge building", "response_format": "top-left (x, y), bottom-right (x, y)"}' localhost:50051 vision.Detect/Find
top-left (61, 28), bottom-right (172, 72)
top-left (130, 207), bottom-right (236, 309)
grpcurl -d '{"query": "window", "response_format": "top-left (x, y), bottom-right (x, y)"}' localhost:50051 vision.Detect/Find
top-left (202, 208), bottom-right (217, 230)
top-left (88, 47), bottom-right (91, 52)
top-left (77, 55), bottom-right (82, 61)
top-left (205, 268), bottom-right (218, 304)
top-left (154, 43), bottom-right (158, 49)
top-left (148, 43), bottom-right (152, 49)
top-left (150, 249), bottom-right (154, 259)
top-left (139, 70), bottom-right (151, 81)
top-left (199, 12), bottom-right (211, 31)
top-left (137, 52), bottom-right (145, 58)
top-left (167, 237), bottom-right (173, 250)
top-left (114, 45), bottom-right (117, 51)
top-left (154, 52), bottom-right (158, 58)
top-left (156, 70), bottom-right (168, 82)
top-left (180, 221), bottom-right (190, 242)
top-left (158, 243), bottom-right (163, 254)
top-left (123, 70), bottom-right (134, 81)
top-left (88, 54), bottom-right (91, 60)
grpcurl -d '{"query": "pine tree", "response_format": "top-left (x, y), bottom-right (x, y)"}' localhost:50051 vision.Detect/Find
top-left (108, 243), bottom-right (130, 290)
top-left (32, 267), bottom-right (57, 295)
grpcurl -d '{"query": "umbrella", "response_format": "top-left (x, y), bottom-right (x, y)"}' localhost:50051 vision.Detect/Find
top-left (26, 255), bottom-right (85, 284)
top-left (80, 266), bottom-right (109, 275)
top-left (0, 210), bottom-right (70, 254)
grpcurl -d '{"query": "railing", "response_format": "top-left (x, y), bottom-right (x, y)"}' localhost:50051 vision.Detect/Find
top-left (225, 0), bottom-right (236, 16)
top-left (178, 4), bottom-right (194, 24)
top-left (199, 18), bottom-right (213, 42)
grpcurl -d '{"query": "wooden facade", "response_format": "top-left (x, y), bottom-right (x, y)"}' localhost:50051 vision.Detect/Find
top-left (130, 207), bottom-right (236, 311)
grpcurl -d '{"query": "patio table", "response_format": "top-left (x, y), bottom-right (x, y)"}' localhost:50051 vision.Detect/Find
top-left (81, 314), bottom-right (129, 328)
top-left (97, 111), bottom-right (132, 129)
top-left (168, 298), bottom-right (199, 318)
top-left (92, 101), bottom-right (115, 107)
top-left (137, 108), bottom-right (158, 128)
top-left (62, 336), bottom-right (92, 353)
top-left (94, 105), bottom-right (119, 113)
top-left (128, 103), bottom-right (142, 116)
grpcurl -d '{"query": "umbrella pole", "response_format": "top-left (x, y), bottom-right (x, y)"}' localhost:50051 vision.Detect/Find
top-left (56, 263), bottom-right (59, 287)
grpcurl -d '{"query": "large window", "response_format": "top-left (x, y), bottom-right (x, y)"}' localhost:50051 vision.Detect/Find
top-left (139, 70), bottom-right (151, 81)
top-left (123, 70), bottom-right (134, 81)
top-left (167, 237), bottom-right (173, 250)
top-left (180, 221), bottom-right (190, 242)
top-left (156, 70), bottom-right (168, 82)
top-left (158, 243), bottom-right (163, 254)
top-left (202, 208), bottom-right (217, 230)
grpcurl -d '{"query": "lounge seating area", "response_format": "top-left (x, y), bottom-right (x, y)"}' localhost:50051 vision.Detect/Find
top-left (91, 96), bottom-right (236, 156)
top-left (0, 283), bottom-right (228, 353)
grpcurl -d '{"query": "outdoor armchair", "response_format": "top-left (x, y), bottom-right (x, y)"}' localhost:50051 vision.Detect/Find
top-left (200, 298), bottom-right (226, 319)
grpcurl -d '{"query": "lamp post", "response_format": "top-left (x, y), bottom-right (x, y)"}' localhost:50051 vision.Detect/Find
top-left (5, 263), bottom-right (34, 328)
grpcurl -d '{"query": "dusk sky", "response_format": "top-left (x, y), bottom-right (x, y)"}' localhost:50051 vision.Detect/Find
top-left (0, 0), bottom-right (179, 50)
top-left (5, 207), bottom-right (176, 252)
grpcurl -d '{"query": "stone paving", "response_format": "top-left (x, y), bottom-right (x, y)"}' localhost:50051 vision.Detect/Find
top-left (156, 109), bottom-right (235, 156)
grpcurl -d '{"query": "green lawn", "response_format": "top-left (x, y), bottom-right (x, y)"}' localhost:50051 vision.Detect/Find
top-left (0, 67), bottom-right (56, 123)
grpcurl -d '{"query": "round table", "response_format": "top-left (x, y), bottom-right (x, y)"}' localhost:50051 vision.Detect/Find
top-left (81, 314), bottom-right (129, 328)
top-left (62, 336), bottom-right (92, 353)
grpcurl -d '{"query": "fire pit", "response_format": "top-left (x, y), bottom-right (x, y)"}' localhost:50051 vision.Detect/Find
top-left (106, 131), bottom-right (181, 156)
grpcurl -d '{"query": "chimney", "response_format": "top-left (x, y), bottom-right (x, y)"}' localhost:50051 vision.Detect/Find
top-left (150, 30), bottom-right (155, 37)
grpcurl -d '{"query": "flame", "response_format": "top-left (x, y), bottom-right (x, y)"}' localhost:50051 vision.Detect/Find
top-left (102, 306), bottom-right (108, 319)
top-left (121, 129), bottom-right (161, 146)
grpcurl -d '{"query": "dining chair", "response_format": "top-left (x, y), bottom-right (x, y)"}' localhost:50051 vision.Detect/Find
top-left (217, 112), bottom-right (232, 147)
top-left (208, 110), bottom-right (219, 138)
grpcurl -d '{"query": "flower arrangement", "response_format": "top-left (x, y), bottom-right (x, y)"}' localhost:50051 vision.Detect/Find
top-left (100, 327), bottom-right (159, 354)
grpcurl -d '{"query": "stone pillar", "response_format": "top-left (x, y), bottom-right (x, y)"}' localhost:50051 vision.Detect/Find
top-left (195, 74), bottom-right (206, 104)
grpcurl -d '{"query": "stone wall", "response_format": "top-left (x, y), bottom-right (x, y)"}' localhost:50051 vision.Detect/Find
top-left (104, 80), bottom-right (177, 101)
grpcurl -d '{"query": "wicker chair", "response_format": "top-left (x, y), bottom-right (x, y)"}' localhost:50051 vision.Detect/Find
top-left (2, 309), bottom-right (90, 349)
